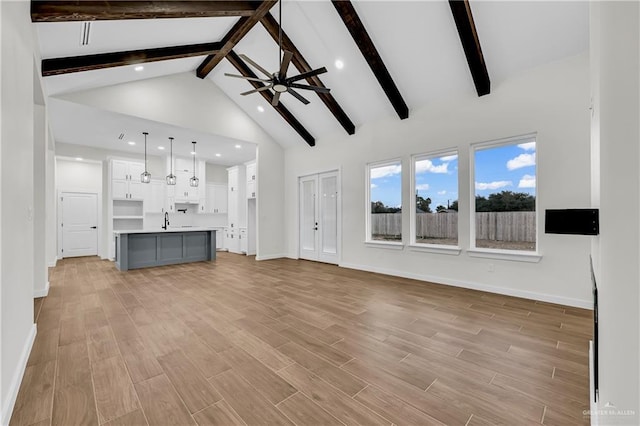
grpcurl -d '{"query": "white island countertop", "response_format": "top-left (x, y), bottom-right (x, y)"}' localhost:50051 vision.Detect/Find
top-left (113, 227), bottom-right (219, 236)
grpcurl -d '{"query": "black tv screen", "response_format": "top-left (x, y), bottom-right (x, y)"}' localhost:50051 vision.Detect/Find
top-left (545, 209), bottom-right (599, 235)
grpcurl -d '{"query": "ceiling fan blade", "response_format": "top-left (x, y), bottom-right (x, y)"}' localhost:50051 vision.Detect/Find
top-left (288, 88), bottom-right (310, 105)
top-left (289, 83), bottom-right (331, 94)
top-left (271, 91), bottom-right (281, 107)
top-left (286, 67), bottom-right (328, 83)
top-left (240, 85), bottom-right (272, 96)
top-left (279, 51), bottom-right (293, 78)
top-left (239, 54), bottom-right (272, 78)
top-left (224, 73), bottom-right (271, 83)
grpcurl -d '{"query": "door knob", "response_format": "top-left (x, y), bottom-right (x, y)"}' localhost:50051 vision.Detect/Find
top-left (90, 226), bottom-right (97, 229)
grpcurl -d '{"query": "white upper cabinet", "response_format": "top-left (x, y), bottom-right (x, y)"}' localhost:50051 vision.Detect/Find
top-left (246, 161), bottom-right (256, 199)
top-left (206, 184), bottom-right (228, 214)
top-left (111, 159), bottom-right (146, 200)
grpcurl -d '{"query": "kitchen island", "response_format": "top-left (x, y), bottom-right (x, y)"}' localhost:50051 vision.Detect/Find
top-left (114, 228), bottom-right (216, 271)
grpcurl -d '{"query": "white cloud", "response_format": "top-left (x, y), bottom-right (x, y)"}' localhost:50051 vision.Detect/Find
top-left (371, 164), bottom-right (401, 179)
top-left (518, 142), bottom-right (536, 151)
top-left (439, 154), bottom-right (458, 162)
top-left (416, 159), bottom-right (448, 174)
top-left (416, 184), bottom-right (430, 190)
top-left (507, 153), bottom-right (536, 170)
top-left (518, 174), bottom-right (536, 188)
top-left (475, 181), bottom-right (512, 190)
top-left (437, 190), bottom-right (447, 195)
top-left (370, 183), bottom-right (377, 189)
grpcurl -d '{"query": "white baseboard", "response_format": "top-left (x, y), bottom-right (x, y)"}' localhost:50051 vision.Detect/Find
top-left (339, 262), bottom-right (592, 309)
top-left (255, 253), bottom-right (287, 261)
top-left (34, 282), bottom-right (50, 298)
top-left (1, 324), bottom-right (37, 426)
top-left (47, 259), bottom-right (57, 268)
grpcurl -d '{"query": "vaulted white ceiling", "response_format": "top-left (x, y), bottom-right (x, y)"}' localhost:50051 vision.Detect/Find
top-left (35, 1), bottom-right (589, 152)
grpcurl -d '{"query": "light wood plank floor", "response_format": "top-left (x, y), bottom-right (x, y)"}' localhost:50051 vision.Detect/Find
top-left (11, 253), bottom-right (592, 425)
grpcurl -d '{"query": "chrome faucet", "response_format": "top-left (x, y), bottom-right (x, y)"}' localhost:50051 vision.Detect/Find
top-left (162, 211), bottom-right (170, 230)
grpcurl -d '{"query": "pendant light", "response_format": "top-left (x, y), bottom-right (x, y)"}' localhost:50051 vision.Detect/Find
top-left (189, 141), bottom-right (199, 187)
top-left (166, 137), bottom-right (176, 185)
top-left (141, 132), bottom-right (151, 183)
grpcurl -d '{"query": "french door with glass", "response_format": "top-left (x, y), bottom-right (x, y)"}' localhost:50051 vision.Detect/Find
top-left (299, 171), bottom-right (340, 264)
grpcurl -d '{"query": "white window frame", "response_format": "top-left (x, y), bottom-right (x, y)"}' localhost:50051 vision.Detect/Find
top-left (365, 158), bottom-right (404, 248)
top-left (409, 149), bottom-right (461, 256)
top-left (468, 133), bottom-right (541, 263)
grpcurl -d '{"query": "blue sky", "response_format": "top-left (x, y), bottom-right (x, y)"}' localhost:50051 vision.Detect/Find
top-left (369, 140), bottom-right (536, 210)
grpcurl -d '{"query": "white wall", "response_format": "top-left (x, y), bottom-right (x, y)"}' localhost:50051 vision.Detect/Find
top-left (33, 104), bottom-right (47, 297)
top-left (58, 73), bottom-right (285, 259)
top-left (206, 162), bottom-right (229, 183)
top-left (590, 2), bottom-right (640, 423)
top-left (0, 0), bottom-right (37, 423)
top-left (284, 53), bottom-right (592, 307)
top-left (45, 145), bottom-right (56, 267)
top-left (55, 158), bottom-right (103, 257)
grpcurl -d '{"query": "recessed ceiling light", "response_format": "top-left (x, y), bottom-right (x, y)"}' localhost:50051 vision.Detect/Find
top-left (127, 141), bottom-right (136, 146)
top-left (134, 65), bottom-right (144, 72)
top-left (215, 153), bottom-right (221, 157)
top-left (157, 146), bottom-right (165, 150)
top-left (334, 59), bottom-right (344, 70)
top-left (257, 106), bottom-right (265, 113)
top-left (235, 144), bottom-right (241, 149)
top-left (75, 157), bottom-right (83, 161)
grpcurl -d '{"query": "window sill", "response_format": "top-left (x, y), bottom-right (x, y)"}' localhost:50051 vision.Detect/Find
top-left (408, 244), bottom-right (461, 256)
top-left (364, 241), bottom-right (404, 250)
top-left (467, 248), bottom-right (542, 263)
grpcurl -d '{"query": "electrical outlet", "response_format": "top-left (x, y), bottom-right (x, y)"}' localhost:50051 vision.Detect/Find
top-left (488, 263), bottom-right (495, 272)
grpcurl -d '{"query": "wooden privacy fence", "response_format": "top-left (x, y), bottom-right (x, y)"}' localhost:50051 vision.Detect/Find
top-left (371, 212), bottom-right (536, 242)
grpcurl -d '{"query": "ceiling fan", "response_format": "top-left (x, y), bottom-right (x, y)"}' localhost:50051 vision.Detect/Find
top-left (224, 0), bottom-right (330, 107)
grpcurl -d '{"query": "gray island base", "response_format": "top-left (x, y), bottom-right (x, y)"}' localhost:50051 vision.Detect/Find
top-left (115, 228), bottom-right (216, 271)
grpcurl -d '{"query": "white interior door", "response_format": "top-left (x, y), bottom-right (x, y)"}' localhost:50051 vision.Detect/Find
top-left (299, 175), bottom-right (319, 261)
top-left (299, 171), bottom-right (340, 264)
top-left (319, 172), bottom-right (339, 264)
top-left (61, 192), bottom-right (98, 257)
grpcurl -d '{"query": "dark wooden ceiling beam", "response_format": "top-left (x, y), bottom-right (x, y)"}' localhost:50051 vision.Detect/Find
top-left (31, 1), bottom-right (260, 22)
top-left (260, 12), bottom-right (355, 135)
top-left (42, 42), bottom-right (223, 76)
top-left (449, 0), bottom-right (490, 96)
top-left (330, 0), bottom-right (408, 120)
top-left (196, 1), bottom-right (277, 79)
top-left (226, 50), bottom-right (315, 147)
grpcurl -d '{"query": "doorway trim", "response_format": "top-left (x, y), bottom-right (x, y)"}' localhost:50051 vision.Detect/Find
top-left (297, 168), bottom-right (342, 264)
top-left (57, 189), bottom-right (102, 259)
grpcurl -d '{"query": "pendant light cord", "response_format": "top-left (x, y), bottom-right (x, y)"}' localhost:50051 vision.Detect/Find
top-left (169, 137), bottom-right (173, 174)
top-left (192, 142), bottom-right (196, 178)
top-left (143, 132), bottom-right (148, 169)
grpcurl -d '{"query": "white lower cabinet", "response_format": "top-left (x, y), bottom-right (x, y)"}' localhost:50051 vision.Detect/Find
top-left (239, 228), bottom-right (247, 254)
top-left (225, 227), bottom-right (240, 254)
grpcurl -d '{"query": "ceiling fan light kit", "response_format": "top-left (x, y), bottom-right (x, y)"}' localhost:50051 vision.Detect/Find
top-left (224, 0), bottom-right (330, 107)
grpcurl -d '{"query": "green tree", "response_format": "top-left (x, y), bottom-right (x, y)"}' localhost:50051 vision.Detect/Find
top-left (415, 195), bottom-right (432, 213)
top-left (449, 200), bottom-right (459, 211)
top-left (371, 201), bottom-right (401, 213)
top-left (475, 191), bottom-right (535, 212)
top-left (436, 205), bottom-right (447, 213)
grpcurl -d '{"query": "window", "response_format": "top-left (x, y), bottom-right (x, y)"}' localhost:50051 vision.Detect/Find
top-left (411, 151), bottom-right (459, 246)
top-left (367, 159), bottom-right (402, 243)
top-left (473, 136), bottom-right (537, 252)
